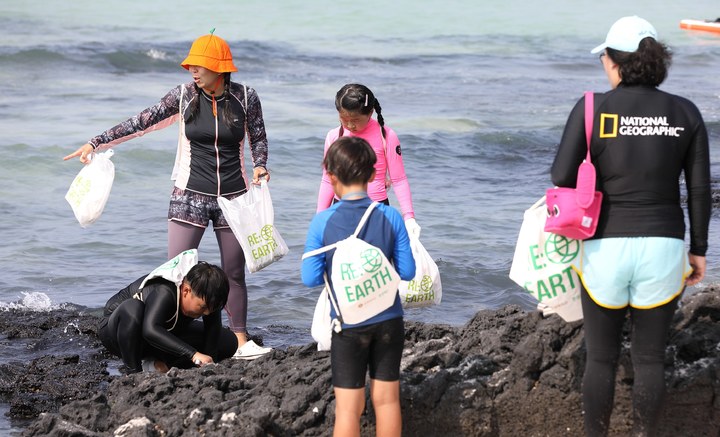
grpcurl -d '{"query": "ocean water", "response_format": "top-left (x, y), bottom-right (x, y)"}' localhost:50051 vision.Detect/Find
top-left (2, 0), bottom-right (720, 328)
top-left (0, 2), bottom-right (719, 430)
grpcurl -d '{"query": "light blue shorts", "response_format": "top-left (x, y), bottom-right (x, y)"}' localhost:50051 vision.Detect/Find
top-left (577, 237), bottom-right (691, 309)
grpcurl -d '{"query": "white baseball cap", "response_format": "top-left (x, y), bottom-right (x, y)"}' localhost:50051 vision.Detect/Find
top-left (591, 16), bottom-right (658, 54)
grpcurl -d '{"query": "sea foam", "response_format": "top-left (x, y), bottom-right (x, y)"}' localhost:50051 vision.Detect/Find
top-left (0, 291), bottom-right (55, 312)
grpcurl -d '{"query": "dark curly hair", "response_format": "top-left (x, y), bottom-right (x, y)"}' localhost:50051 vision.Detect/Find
top-left (607, 37), bottom-right (672, 87)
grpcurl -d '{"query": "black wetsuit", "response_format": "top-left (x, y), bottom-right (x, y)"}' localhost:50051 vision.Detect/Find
top-left (99, 275), bottom-right (236, 373)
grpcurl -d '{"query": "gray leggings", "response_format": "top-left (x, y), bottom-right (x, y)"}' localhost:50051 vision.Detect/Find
top-left (168, 221), bottom-right (248, 334)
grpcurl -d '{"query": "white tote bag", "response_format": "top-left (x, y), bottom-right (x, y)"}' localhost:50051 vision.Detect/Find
top-left (139, 249), bottom-right (199, 289)
top-left (135, 249), bottom-right (198, 331)
top-left (217, 180), bottom-right (289, 273)
top-left (310, 284), bottom-right (342, 351)
top-left (65, 150), bottom-right (115, 228)
top-left (509, 196), bottom-right (583, 322)
top-left (398, 236), bottom-right (442, 308)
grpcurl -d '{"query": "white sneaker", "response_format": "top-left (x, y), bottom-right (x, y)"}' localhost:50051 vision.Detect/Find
top-left (233, 340), bottom-right (272, 360)
top-left (142, 359), bottom-right (158, 373)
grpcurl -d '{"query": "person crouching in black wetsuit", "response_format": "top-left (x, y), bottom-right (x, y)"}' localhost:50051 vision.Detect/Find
top-left (99, 261), bottom-right (238, 374)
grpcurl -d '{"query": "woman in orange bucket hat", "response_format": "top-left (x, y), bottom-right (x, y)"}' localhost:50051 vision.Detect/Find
top-left (64, 31), bottom-right (273, 361)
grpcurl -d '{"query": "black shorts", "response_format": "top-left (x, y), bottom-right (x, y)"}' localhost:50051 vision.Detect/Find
top-left (331, 317), bottom-right (404, 389)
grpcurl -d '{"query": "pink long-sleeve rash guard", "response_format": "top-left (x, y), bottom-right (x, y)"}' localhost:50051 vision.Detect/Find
top-left (316, 118), bottom-right (415, 220)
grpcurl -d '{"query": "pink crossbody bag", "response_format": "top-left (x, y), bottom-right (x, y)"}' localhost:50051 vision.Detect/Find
top-left (544, 91), bottom-right (603, 240)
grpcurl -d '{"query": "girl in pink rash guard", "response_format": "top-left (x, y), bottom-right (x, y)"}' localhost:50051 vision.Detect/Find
top-left (316, 83), bottom-right (421, 237)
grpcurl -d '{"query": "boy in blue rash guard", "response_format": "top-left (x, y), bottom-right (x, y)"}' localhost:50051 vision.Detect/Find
top-left (302, 136), bottom-right (415, 437)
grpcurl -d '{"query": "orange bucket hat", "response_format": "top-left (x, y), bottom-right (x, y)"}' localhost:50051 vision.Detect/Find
top-left (181, 32), bottom-right (238, 73)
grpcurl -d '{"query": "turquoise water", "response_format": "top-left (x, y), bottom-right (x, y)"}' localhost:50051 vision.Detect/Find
top-left (0, 0), bottom-right (718, 338)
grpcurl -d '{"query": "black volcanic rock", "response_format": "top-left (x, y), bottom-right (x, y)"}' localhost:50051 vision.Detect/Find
top-left (3, 287), bottom-right (719, 436)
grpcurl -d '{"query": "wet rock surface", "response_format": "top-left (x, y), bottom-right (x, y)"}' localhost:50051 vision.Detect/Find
top-left (2, 287), bottom-right (719, 436)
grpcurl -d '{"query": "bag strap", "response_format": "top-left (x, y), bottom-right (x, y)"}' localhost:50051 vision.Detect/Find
top-left (352, 201), bottom-right (379, 237)
top-left (240, 84), bottom-right (250, 188)
top-left (301, 201), bottom-right (380, 258)
top-left (575, 91), bottom-right (597, 208)
top-left (322, 273), bottom-right (344, 328)
top-left (584, 91), bottom-right (593, 163)
top-left (531, 195), bottom-right (547, 211)
top-left (244, 84), bottom-right (248, 130)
